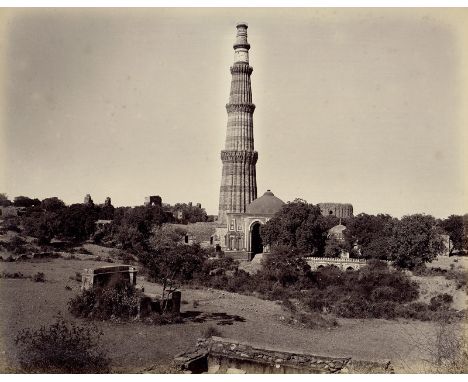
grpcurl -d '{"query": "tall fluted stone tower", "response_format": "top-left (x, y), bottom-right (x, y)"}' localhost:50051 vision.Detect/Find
top-left (218, 23), bottom-right (258, 225)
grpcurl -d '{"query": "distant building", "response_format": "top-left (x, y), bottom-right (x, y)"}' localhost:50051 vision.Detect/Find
top-left (439, 234), bottom-right (453, 256)
top-left (84, 194), bottom-right (94, 206)
top-left (144, 195), bottom-right (162, 207)
top-left (328, 223), bottom-right (347, 242)
top-left (318, 203), bottom-right (354, 218)
top-left (95, 219), bottom-right (112, 230)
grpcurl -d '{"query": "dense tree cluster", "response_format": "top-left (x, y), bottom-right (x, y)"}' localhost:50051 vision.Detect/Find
top-left (439, 214), bottom-right (467, 254)
top-left (0, 193), bottom-right (12, 207)
top-left (260, 199), bottom-right (463, 269)
top-left (167, 202), bottom-right (212, 224)
top-left (261, 199), bottom-right (339, 256)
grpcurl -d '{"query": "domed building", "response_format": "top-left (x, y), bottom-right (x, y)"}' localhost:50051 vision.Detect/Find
top-left (214, 190), bottom-right (285, 260)
top-left (328, 222), bottom-right (347, 242)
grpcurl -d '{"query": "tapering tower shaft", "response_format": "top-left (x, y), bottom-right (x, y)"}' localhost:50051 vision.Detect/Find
top-left (218, 23), bottom-right (258, 224)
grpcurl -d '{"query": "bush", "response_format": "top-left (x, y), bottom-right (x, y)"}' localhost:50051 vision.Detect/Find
top-left (0, 271), bottom-right (27, 279)
top-left (14, 316), bottom-right (110, 373)
top-left (445, 270), bottom-right (467, 290)
top-left (429, 293), bottom-right (453, 311)
top-left (32, 272), bottom-right (46, 282)
top-left (291, 311), bottom-right (338, 329)
top-left (68, 282), bottom-right (139, 320)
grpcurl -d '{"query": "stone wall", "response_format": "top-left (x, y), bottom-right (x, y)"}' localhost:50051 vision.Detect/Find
top-left (318, 203), bottom-right (354, 218)
top-left (174, 337), bottom-right (393, 374)
top-left (81, 265), bottom-right (137, 291)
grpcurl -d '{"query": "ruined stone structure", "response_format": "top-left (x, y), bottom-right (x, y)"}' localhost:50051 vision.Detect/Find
top-left (318, 203), bottom-right (353, 218)
top-left (175, 337), bottom-right (394, 374)
top-left (218, 23), bottom-right (258, 225)
top-left (81, 265), bottom-right (137, 291)
top-left (328, 223), bottom-right (347, 242)
top-left (83, 194), bottom-right (94, 206)
top-left (305, 256), bottom-right (392, 271)
top-left (144, 195), bottom-right (162, 207)
top-left (305, 256), bottom-right (366, 271)
top-left (81, 265), bottom-right (182, 316)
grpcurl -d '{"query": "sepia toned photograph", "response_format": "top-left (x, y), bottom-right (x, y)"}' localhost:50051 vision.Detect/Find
top-left (0, 6), bottom-right (467, 374)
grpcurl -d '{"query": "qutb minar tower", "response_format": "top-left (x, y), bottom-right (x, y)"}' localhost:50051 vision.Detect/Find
top-left (218, 23), bottom-right (258, 224)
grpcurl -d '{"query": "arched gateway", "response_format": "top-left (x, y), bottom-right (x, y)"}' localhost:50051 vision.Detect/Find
top-left (250, 221), bottom-right (263, 258)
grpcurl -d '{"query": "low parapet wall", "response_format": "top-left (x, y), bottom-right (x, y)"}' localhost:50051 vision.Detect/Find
top-left (305, 257), bottom-right (368, 271)
top-left (174, 337), bottom-right (393, 374)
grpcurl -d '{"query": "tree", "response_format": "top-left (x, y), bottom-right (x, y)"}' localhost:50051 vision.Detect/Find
top-left (22, 211), bottom-right (58, 244)
top-left (41, 197), bottom-right (66, 212)
top-left (149, 224), bottom-right (187, 250)
top-left (99, 204), bottom-right (115, 220)
top-left (324, 236), bottom-right (347, 258)
top-left (439, 215), bottom-right (465, 254)
top-left (170, 203), bottom-right (209, 224)
top-left (13, 196), bottom-right (40, 208)
top-left (261, 199), bottom-right (329, 255)
top-left (0, 193), bottom-right (12, 207)
top-left (259, 245), bottom-right (312, 287)
top-left (58, 204), bottom-right (99, 242)
top-left (141, 243), bottom-right (207, 306)
top-left (110, 205), bottom-right (169, 250)
top-left (343, 213), bottom-right (396, 259)
top-left (388, 214), bottom-right (445, 269)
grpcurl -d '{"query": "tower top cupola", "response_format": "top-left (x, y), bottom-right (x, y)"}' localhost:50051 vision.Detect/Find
top-left (233, 22), bottom-right (250, 63)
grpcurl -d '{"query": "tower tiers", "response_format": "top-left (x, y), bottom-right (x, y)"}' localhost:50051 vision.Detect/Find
top-left (218, 23), bottom-right (258, 225)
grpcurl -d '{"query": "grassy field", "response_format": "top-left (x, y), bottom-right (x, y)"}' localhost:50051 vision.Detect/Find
top-left (0, 250), bottom-right (466, 373)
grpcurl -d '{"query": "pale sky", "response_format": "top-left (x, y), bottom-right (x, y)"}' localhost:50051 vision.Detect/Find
top-left (1, 8), bottom-right (467, 218)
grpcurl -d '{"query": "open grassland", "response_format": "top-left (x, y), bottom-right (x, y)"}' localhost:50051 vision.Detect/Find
top-left (1, 251), bottom-right (466, 373)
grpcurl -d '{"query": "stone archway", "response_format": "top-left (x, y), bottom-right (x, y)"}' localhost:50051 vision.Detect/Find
top-left (250, 222), bottom-right (263, 259)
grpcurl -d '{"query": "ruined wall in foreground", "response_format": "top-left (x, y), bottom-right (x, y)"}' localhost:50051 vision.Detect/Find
top-left (175, 337), bottom-right (394, 374)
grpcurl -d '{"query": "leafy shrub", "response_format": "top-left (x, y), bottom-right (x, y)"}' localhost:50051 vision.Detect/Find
top-left (291, 311), bottom-right (338, 329)
top-left (429, 293), bottom-right (453, 311)
top-left (14, 316), bottom-right (110, 373)
top-left (445, 270), bottom-right (467, 290)
top-left (32, 272), bottom-right (46, 282)
top-left (0, 271), bottom-right (27, 279)
top-left (68, 282), bottom-right (139, 320)
top-left (4, 217), bottom-right (21, 232)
